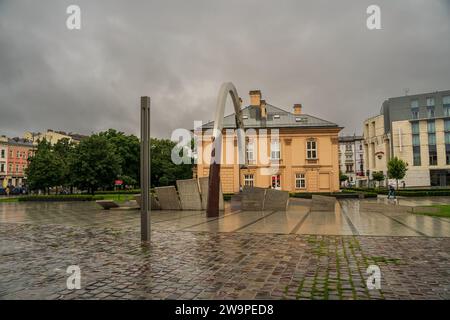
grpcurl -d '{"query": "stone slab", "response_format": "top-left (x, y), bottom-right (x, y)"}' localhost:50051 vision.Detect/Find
top-left (241, 186), bottom-right (266, 211)
top-left (134, 194), bottom-right (161, 210)
top-left (154, 186), bottom-right (182, 210)
top-left (198, 177), bottom-right (224, 210)
top-left (311, 195), bottom-right (335, 212)
top-left (96, 200), bottom-right (120, 210)
top-left (263, 189), bottom-right (290, 211)
top-left (176, 179), bottom-right (203, 210)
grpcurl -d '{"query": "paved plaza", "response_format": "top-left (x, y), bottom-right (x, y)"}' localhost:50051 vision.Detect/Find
top-left (0, 197), bottom-right (449, 299)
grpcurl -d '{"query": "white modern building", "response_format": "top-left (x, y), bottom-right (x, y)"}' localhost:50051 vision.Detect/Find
top-left (364, 90), bottom-right (450, 187)
top-left (338, 135), bottom-right (366, 187)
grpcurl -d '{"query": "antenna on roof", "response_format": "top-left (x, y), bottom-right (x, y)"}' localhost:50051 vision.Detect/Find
top-left (403, 88), bottom-right (409, 96)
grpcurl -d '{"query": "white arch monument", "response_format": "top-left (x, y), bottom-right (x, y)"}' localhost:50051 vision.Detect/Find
top-left (206, 82), bottom-right (246, 217)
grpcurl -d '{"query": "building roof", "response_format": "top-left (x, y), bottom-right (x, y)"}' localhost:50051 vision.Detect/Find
top-left (339, 135), bottom-right (364, 142)
top-left (7, 138), bottom-right (34, 147)
top-left (200, 103), bottom-right (340, 130)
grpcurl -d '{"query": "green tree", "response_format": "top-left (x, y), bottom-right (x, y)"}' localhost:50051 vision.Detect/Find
top-left (372, 171), bottom-right (385, 188)
top-left (99, 129), bottom-right (140, 186)
top-left (70, 134), bottom-right (122, 194)
top-left (387, 157), bottom-right (408, 189)
top-left (26, 139), bottom-right (63, 194)
top-left (150, 138), bottom-right (193, 187)
top-left (339, 172), bottom-right (349, 182)
top-left (53, 138), bottom-right (76, 188)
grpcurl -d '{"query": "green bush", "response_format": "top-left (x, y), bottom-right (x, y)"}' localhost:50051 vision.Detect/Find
top-left (289, 191), bottom-right (377, 199)
top-left (344, 187), bottom-right (450, 197)
top-left (94, 189), bottom-right (142, 195)
top-left (223, 193), bottom-right (234, 201)
top-left (18, 195), bottom-right (104, 202)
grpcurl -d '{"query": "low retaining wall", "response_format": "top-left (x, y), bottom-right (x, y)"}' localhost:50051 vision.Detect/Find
top-left (311, 195), bottom-right (336, 212)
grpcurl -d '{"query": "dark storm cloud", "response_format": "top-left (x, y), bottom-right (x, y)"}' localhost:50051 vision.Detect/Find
top-left (0, 0), bottom-right (449, 138)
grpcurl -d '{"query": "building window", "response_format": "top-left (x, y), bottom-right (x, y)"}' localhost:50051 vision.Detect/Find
top-left (244, 174), bottom-right (254, 187)
top-left (16, 151), bottom-right (20, 158)
top-left (444, 96), bottom-right (450, 116)
top-left (412, 134), bottom-right (420, 146)
top-left (0, 163), bottom-right (4, 173)
top-left (15, 164), bottom-right (19, 173)
top-left (270, 140), bottom-right (280, 160)
top-left (427, 106), bottom-right (435, 118)
top-left (445, 133), bottom-right (450, 165)
top-left (445, 119), bottom-right (450, 132)
top-left (426, 97), bottom-right (435, 107)
top-left (295, 173), bottom-right (306, 189)
top-left (411, 100), bottom-right (419, 119)
top-left (411, 122), bottom-right (419, 134)
top-left (429, 145), bottom-right (437, 166)
top-left (1, 149), bottom-right (4, 158)
top-left (346, 164), bottom-right (354, 173)
top-left (428, 133), bottom-right (436, 145)
top-left (345, 144), bottom-right (352, 151)
top-left (413, 146), bottom-right (421, 166)
top-left (246, 141), bottom-right (255, 164)
top-left (427, 120), bottom-right (435, 133)
top-left (306, 140), bottom-right (317, 159)
top-left (9, 150), bottom-right (13, 158)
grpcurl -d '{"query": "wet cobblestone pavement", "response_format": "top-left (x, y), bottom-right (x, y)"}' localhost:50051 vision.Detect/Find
top-left (1, 221), bottom-right (449, 300)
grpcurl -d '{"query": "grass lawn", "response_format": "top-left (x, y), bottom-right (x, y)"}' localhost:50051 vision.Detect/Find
top-left (0, 197), bottom-right (20, 203)
top-left (414, 205), bottom-right (450, 218)
top-left (98, 194), bottom-right (135, 202)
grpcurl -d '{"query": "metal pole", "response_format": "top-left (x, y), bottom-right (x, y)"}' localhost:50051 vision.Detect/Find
top-left (140, 96), bottom-right (151, 242)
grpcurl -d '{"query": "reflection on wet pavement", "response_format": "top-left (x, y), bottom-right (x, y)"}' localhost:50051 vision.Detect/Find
top-left (0, 197), bottom-right (449, 237)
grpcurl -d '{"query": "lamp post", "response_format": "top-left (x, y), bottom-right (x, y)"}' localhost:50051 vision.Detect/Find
top-left (140, 96), bottom-right (151, 242)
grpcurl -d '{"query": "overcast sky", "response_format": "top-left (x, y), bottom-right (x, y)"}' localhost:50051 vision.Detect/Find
top-left (1, 0), bottom-right (449, 139)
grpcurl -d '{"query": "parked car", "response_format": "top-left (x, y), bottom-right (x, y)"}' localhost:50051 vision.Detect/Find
top-left (10, 187), bottom-right (27, 195)
top-left (0, 188), bottom-right (6, 195)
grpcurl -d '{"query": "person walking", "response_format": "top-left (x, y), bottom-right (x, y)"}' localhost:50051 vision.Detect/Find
top-left (387, 183), bottom-right (396, 199)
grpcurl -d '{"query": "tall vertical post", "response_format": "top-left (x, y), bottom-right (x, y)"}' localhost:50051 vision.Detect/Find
top-left (140, 96), bottom-right (151, 242)
top-left (206, 140), bottom-right (221, 217)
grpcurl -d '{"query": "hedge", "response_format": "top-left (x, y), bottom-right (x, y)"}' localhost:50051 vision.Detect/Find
top-left (289, 192), bottom-right (377, 199)
top-left (18, 195), bottom-right (105, 202)
top-left (343, 188), bottom-right (450, 197)
top-left (94, 189), bottom-right (142, 195)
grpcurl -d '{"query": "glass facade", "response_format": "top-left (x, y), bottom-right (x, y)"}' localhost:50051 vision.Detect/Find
top-left (444, 96), bottom-right (450, 117)
top-left (427, 120), bottom-right (435, 133)
top-left (429, 145), bottom-right (437, 165)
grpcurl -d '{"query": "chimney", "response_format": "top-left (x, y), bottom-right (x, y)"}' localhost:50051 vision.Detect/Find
top-left (249, 90), bottom-right (261, 106)
top-left (293, 104), bottom-right (302, 114)
top-left (260, 100), bottom-right (267, 119)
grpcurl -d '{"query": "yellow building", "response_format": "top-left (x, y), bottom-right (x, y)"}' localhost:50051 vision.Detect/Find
top-left (23, 129), bottom-right (86, 145)
top-left (196, 90), bottom-right (342, 193)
